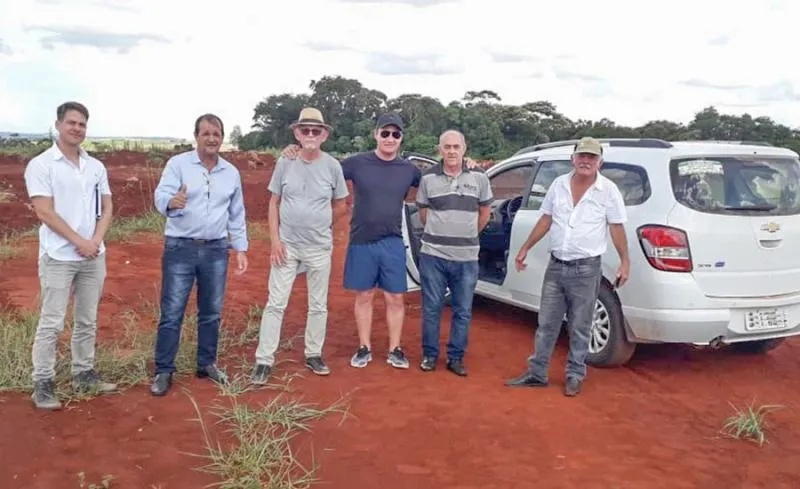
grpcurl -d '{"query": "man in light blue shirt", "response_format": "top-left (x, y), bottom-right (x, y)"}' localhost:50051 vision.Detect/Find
top-left (150, 113), bottom-right (249, 397)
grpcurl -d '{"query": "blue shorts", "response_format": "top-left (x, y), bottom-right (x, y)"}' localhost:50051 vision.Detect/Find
top-left (343, 236), bottom-right (407, 294)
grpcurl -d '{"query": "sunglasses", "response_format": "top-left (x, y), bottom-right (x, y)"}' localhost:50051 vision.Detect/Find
top-left (298, 127), bottom-right (323, 136)
top-left (380, 130), bottom-right (402, 139)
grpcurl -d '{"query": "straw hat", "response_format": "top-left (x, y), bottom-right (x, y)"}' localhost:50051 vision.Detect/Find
top-left (290, 107), bottom-right (332, 130)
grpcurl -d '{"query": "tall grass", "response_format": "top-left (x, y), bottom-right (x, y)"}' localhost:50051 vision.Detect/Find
top-left (186, 391), bottom-right (350, 489)
top-left (104, 210), bottom-right (166, 242)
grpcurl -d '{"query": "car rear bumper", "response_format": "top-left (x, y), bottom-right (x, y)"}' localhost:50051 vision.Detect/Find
top-left (622, 302), bottom-right (800, 345)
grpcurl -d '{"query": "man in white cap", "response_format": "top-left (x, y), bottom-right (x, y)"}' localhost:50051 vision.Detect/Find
top-left (251, 108), bottom-right (349, 384)
top-left (505, 137), bottom-right (630, 397)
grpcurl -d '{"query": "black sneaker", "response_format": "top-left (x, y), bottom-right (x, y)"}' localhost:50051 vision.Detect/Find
top-left (72, 369), bottom-right (117, 394)
top-left (446, 359), bottom-right (467, 377)
top-left (251, 364), bottom-right (271, 385)
top-left (196, 364), bottom-right (229, 385)
top-left (420, 356), bottom-right (436, 371)
top-left (564, 377), bottom-right (583, 397)
top-left (32, 379), bottom-right (61, 410)
top-left (305, 356), bottom-right (331, 376)
top-left (350, 345), bottom-right (372, 368)
top-left (150, 373), bottom-right (172, 397)
top-left (387, 347), bottom-right (410, 369)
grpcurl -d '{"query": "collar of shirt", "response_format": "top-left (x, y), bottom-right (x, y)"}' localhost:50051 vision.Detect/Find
top-left (189, 150), bottom-right (231, 174)
top-left (49, 143), bottom-right (90, 170)
top-left (559, 170), bottom-right (605, 193)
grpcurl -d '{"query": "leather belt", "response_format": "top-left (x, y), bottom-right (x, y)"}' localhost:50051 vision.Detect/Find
top-left (550, 254), bottom-right (600, 266)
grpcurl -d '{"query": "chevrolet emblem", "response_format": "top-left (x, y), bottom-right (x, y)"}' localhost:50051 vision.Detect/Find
top-left (760, 222), bottom-right (780, 233)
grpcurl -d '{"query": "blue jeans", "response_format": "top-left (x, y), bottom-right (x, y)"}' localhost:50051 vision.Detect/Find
top-left (154, 237), bottom-right (229, 374)
top-left (527, 255), bottom-right (602, 382)
top-left (420, 253), bottom-right (479, 362)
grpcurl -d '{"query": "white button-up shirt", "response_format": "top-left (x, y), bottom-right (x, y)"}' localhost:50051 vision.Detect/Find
top-left (541, 171), bottom-right (627, 261)
top-left (24, 144), bottom-right (112, 261)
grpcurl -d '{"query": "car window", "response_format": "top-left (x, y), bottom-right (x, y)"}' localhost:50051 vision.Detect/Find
top-left (670, 156), bottom-right (800, 216)
top-left (525, 160), bottom-right (651, 210)
top-left (489, 164), bottom-right (534, 200)
top-left (600, 165), bottom-right (651, 206)
top-left (525, 160), bottom-right (572, 210)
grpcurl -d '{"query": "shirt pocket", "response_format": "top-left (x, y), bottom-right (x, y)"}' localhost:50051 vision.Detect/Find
top-left (579, 196), bottom-right (606, 225)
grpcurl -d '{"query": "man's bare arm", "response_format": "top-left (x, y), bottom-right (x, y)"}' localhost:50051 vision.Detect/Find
top-left (609, 223), bottom-right (629, 263)
top-left (268, 193), bottom-right (281, 242)
top-left (92, 195), bottom-right (113, 243)
top-left (419, 208), bottom-right (427, 225)
top-left (478, 206), bottom-right (491, 232)
top-left (31, 196), bottom-right (86, 245)
top-left (518, 214), bottom-right (553, 254)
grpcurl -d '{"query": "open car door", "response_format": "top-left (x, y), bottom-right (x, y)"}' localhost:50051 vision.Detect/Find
top-left (402, 152), bottom-right (441, 292)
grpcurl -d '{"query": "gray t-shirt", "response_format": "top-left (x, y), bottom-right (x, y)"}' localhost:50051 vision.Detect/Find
top-left (269, 153), bottom-right (349, 249)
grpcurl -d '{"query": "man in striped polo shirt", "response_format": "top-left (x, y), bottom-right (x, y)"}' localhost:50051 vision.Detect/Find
top-left (416, 130), bottom-right (493, 376)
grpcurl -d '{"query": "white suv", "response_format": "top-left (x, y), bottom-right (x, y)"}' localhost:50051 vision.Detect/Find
top-left (401, 139), bottom-right (800, 366)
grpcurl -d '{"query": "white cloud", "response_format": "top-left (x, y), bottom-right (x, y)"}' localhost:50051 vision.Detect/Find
top-left (1, 0), bottom-right (799, 138)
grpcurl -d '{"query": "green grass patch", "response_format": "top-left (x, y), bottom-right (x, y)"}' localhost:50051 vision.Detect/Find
top-left (0, 308), bottom-right (201, 401)
top-left (77, 472), bottom-right (115, 488)
top-left (105, 210), bottom-right (166, 242)
top-left (0, 243), bottom-right (25, 261)
top-left (720, 400), bottom-right (784, 446)
top-left (186, 391), bottom-right (350, 489)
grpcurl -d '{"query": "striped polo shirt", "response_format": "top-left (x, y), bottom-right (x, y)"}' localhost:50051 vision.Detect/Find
top-left (416, 163), bottom-right (493, 262)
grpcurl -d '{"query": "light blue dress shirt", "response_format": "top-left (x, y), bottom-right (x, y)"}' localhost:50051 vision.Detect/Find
top-left (154, 150), bottom-right (248, 252)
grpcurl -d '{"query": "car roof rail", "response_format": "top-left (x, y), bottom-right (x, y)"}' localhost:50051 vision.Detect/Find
top-left (402, 151), bottom-right (439, 161)
top-left (513, 138), bottom-right (673, 156)
top-left (682, 140), bottom-right (773, 147)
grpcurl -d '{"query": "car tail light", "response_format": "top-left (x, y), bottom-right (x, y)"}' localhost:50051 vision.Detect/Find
top-left (637, 225), bottom-right (692, 272)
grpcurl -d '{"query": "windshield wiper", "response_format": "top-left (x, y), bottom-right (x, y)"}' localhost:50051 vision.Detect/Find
top-left (724, 204), bottom-right (777, 211)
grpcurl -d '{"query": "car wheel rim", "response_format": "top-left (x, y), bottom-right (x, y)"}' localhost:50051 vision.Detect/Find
top-left (590, 300), bottom-right (611, 354)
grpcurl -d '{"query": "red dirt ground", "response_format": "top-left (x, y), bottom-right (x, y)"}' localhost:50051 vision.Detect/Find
top-left (2, 152), bottom-right (800, 488)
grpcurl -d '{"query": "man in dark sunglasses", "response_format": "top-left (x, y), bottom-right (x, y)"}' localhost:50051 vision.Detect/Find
top-left (281, 113), bottom-right (418, 369)
top-left (281, 114), bottom-right (481, 371)
top-left (252, 108), bottom-right (349, 384)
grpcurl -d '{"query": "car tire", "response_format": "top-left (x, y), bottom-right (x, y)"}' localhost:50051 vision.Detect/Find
top-left (731, 338), bottom-right (785, 354)
top-left (586, 282), bottom-right (636, 367)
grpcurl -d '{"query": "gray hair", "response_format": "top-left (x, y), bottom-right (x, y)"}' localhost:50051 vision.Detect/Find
top-left (438, 129), bottom-right (466, 146)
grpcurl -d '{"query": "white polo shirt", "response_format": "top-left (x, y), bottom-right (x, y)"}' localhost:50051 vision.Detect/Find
top-left (24, 144), bottom-right (112, 262)
top-left (541, 171), bottom-right (627, 261)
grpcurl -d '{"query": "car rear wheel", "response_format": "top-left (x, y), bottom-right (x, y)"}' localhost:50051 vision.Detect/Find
top-left (586, 282), bottom-right (636, 367)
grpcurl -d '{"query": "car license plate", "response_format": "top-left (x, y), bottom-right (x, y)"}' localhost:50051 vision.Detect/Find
top-left (744, 309), bottom-right (789, 331)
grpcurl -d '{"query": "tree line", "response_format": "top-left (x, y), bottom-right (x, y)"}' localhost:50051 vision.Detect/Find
top-left (235, 75), bottom-right (800, 160)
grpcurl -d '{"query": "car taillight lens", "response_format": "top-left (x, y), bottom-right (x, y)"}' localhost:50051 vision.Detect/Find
top-left (637, 225), bottom-right (692, 272)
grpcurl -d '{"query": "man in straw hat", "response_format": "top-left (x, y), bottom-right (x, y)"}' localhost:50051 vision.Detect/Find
top-left (504, 137), bottom-right (630, 397)
top-left (251, 108), bottom-right (349, 384)
top-left (281, 113), bottom-right (481, 371)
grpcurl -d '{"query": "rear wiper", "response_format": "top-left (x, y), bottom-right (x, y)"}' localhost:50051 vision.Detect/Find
top-left (723, 204), bottom-right (777, 211)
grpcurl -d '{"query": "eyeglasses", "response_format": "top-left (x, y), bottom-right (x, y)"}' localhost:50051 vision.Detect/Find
top-left (380, 130), bottom-right (402, 139)
top-left (299, 127), bottom-right (323, 136)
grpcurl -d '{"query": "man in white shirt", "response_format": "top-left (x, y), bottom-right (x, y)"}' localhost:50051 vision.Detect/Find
top-left (505, 137), bottom-right (630, 396)
top-left (23, 101), bottom-right (117, 410)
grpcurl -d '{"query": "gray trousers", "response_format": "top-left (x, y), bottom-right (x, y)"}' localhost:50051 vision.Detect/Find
top-left (255, 244), bottom-right (332, 366)
top-left (31, 253), bottom-right (107, 382)
top-left (528, 255), bottom-right (602, 382)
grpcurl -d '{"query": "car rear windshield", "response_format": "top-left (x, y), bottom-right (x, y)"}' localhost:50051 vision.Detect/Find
top-left (670, 155), bottom-right (800, 216)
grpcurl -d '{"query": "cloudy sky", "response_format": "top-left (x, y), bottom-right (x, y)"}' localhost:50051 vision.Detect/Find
top-left (1, 0), bottom-right (798, 139)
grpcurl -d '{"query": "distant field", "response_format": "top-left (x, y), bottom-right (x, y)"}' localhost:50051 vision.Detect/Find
top-left (0, 137), bottom-right (242, 158)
